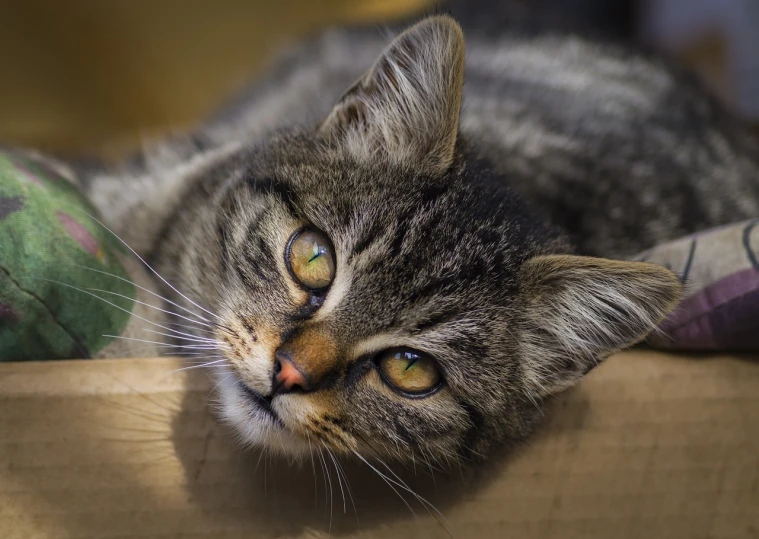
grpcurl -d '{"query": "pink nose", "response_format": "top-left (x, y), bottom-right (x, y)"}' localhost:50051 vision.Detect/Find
top-left (273, 354), bottom-right (309, 394)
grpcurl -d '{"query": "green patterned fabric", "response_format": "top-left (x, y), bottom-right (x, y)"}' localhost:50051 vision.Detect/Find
top-left (0, 151), bottom-right (135, 360)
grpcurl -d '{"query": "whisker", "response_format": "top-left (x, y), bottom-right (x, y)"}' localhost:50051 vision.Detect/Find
top-left (168, 352), bottom-right (225, 359)
top-left (173, 355), bottom-right (227, 363)
top-left (372, 454), bottom-right (451, 533)
top-left (264, 452), bottom-right (269, 494)
top-left (352, 450), bottom-right (451, 536)
top-left (103, 335), bottom-right (226, 351)
top-left (142, 328), bottom-right (220, 345)
top-left (60, 204), bottom-right (224, 322)
top-left (327, 449), bottom-right (347, 514)
top-left (73, 264), bottom-right (214, 325)
top-left (333, 454), bottom-right (359, 525)
top-left (182, 363), bottom-right (228, 367)
top-left (171, 359), bottom-right (229, 373)
top-left (307, 434), bottom-right (319, 510)
top-left (354, 431), bottom-right (415, 474)
top-left (316, 447), bottom-right (329, 518)
top-left (351, 450), bottom-right (416, 518)
top-left (33, 277), bottom-right (219, 346)
top-left (162, 321), bottom-right (216, 335)
top-left (208, 370), bottom-right (236, 397)
top-left (318, 448), bottom-right (334, 532)
top-left (86, 287), bottom-right (214, 329)
top-left (253, 448), bottom-right (266, 477)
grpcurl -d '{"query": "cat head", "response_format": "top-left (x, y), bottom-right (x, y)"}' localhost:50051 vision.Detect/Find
top-left (188, 16), bottom-right (681, 463)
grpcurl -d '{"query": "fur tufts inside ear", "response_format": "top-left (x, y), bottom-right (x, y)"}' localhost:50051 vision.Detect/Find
top-left (519, 255), bottom-right (682, 398)
top-left (320, 15), bottom-right (465, 173)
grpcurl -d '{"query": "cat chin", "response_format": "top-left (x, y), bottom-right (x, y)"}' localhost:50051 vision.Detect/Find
top-left (213, 369), bottom-right (312, 458)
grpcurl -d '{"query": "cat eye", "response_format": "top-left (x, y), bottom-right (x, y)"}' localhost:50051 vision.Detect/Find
top-left (286, 228), bottom-right (336, 291)
top-left (377, 349), bottom-right (442, 396)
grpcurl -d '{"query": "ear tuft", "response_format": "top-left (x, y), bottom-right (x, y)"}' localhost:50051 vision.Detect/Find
top-left (320, 15), bottom-right (465, 173)
top-left (519, 255), bottom-right (682, 397)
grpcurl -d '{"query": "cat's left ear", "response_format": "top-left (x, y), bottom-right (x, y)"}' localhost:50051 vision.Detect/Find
top-left (320, 15), bottom-right (465, 174)
top-left (519, 255), bottom-right (682, 398)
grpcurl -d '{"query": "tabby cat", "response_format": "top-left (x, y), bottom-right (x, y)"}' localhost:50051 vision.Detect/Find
top-left (79, 5), bottom-right (759, 463)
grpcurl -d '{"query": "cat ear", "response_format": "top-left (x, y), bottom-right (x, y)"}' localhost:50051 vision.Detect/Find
top-left (519, 255), bottom-right (682, 397)
top-left (320, 15), bottom-right (465, 173)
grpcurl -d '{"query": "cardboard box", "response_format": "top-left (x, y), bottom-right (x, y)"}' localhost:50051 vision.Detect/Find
top-left (1, 350), bottom-right (757, 538)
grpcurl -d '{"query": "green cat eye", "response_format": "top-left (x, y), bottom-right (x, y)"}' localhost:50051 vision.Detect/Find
top-left (286, 228), bottom-right (336, 291)
top-left (377, 349), bottom-right (442, 396)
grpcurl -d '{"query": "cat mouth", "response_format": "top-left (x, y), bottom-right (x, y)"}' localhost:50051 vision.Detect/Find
top-left (238, 381), bottom-right (281, 423)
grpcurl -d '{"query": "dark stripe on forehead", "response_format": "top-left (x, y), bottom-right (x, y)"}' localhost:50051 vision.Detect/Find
top-left (405, 275), bottom-right (458, 305)
top-left (243, 209), bottom-right (268, 250)
top-left (389, 183), bottom-right (453, 261)
top-left (237, 224), bottom-right (279, 289)
top-left (350, 178), bottom-right (450, 258)
top-left (388, 216), bottom-right (412, 259)
top-left (348, 218), bottom-right (415, 275)
top-left (411, 307), bottom-right (463, 333)
top-left (217, 187), bottom-right (249, 274)
top-left (235, 251), bottom-right (279, 290)
top-left (218, 189), bottom-right (270, 274)
top-left (243, 175), bottom-right (299, 216)
top-left (349, 218), bottom-right (386, 262)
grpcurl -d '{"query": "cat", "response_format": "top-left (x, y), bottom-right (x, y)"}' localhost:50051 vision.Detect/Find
top-left (76, 5), bottom-right (759, 464)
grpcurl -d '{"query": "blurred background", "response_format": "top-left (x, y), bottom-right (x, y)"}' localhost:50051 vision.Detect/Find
top-left (0, 0), bottom-right (757, 159)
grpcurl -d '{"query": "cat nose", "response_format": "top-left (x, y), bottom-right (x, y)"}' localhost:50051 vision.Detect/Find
top-left (272, 350), bottom-right (310, 394)
top-left (270, 327), bottom-right (338, 395)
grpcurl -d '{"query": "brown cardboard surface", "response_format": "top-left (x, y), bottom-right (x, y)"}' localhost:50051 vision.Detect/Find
top-left (1, 351), bottom-right (757, 539)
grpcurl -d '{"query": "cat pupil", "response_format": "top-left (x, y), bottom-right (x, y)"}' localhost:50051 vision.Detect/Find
top-left (308, 243), bottom-right (321, 262)
top-left (403, 353), bottom-right (418, 371)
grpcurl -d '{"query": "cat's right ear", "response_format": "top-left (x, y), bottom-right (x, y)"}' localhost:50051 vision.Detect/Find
top-left (319, 15), bottom-right (465, 174)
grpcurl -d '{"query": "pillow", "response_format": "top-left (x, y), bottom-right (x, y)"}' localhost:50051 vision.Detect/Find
top-left (635, 219), bottom-right (759, 351)
top-left (0, 150), bottom-right (135, 360)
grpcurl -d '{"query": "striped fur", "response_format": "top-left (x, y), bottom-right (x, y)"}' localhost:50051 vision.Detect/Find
top-left (80, 11), bottom-right (758, 462)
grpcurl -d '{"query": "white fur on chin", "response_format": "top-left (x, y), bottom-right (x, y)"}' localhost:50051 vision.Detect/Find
top-left (214, 369), bottom-right (312, 457)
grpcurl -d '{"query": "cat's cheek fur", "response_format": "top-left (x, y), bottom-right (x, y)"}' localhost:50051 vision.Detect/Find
top-left (345, 373), bottom-right (472, 460)
top-left (217, 317), bottom-right (281, 395)
top-left (278, 391), bottom-right (359, 452)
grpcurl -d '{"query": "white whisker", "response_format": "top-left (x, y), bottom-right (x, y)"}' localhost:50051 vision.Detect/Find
top-left (162, 321), bottom-right (216, 335)
top-left (352, 450), bottom-right (450, 535)
top-left (86, 287), bottom-right (213, 329)
top-left (171, 359), bottom-right (229, 373)
top-left (103, 335), bottom-right (225, 351)
top-left (333, 453), bottom-right (359, 524)
top-left (351, 450), bottom-right (416, 517)
top-left (61, 205), bottom-right (223, 322)
top-left (34, 278), bottom-right (219, 346)
top-left (73, 264), bottom-right (214, 324)
top-left (141, 328), bottom-right (219, 345)
top-left (327, 450), bottom-right (347, 514)
top-left (306, 434), bottom-right (319, 510)
top-left (318, 449), bottom-right (334, 532)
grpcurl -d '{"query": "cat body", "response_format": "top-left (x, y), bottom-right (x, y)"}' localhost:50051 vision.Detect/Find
top-left (88, 13), bottom-right (759, 259)
top-left (78, 7), bottom-right (758, 461)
